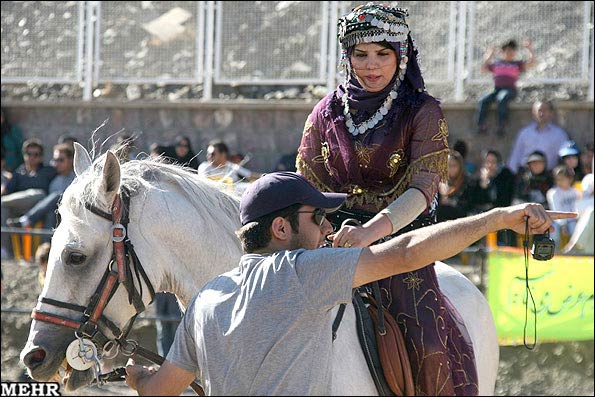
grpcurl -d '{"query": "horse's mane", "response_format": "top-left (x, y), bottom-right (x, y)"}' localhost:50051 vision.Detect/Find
top-left (62, 153), bottom-right (242, 236)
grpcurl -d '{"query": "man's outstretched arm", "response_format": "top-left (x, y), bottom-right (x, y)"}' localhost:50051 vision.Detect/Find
top-left (353, 203), bottom-right (577, 288)
top-left (126, 360), bottom-right (196, 396)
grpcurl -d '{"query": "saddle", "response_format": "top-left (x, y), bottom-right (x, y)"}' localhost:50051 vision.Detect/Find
top-left (349, 282), bottom-right (414, 396)
top-left (329, 215), bottom-right (415, 395)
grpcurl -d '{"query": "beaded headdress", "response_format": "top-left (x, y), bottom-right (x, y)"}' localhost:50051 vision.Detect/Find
top-left (338, 3), bottom-right (410, 58)
top-left (337, 3), bottom-right (423, 137)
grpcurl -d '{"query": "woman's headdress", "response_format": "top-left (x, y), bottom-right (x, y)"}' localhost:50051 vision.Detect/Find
top-left (338, 3), bottom-right (410, 58)
top-left (336, 3), bottom-right (426, 137)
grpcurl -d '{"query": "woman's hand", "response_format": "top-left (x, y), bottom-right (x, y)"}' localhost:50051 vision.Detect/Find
top-left (329, 215), bottom-right (393, 248)
top-left (329, 224), bottom-right (376, 248)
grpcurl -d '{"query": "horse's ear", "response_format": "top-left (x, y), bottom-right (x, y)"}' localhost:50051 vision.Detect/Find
top-left (73, 142), bottom-right (92, 176)
top-left (100, 151), bottom-right (121, 198)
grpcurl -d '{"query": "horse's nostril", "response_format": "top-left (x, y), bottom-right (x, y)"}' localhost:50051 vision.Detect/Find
top-left (23, 348), bottom-right (46, 369)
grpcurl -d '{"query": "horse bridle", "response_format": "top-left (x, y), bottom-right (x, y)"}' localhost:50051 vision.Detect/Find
top-left (29, 187), bottom-right (205, 395)
top-left (32, 186), bottom-right (155, 355)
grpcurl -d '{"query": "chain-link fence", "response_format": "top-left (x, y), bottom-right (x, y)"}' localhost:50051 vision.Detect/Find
top-left (2, 1), bottom-right (594, 102)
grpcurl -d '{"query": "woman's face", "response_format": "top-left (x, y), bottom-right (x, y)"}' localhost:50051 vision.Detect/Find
top-left (528, 160), bottom-right (546, 175)
top-left (483, 153), bottom-right (499, 176)
top-left (175, 139), bottom-right (190, 157)
top-left (563, 155), bottom-right (579, 170)
top-left (350, 43), bottom-right (397, 93)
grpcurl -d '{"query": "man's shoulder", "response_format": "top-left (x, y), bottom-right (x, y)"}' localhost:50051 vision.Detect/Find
top-left (547, 124), bottom-right (569, 136)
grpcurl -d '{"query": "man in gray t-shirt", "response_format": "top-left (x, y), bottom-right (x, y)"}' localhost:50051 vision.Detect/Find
top-left (169, 248), bottom-right (360, 395)
top-left (125, 172), bottom-right (574, 396)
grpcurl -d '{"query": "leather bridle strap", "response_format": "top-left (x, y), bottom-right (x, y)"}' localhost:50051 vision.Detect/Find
top-left (31, 187), bottom-right (155, 349)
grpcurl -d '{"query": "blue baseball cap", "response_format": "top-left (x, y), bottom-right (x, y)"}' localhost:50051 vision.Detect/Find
top-left (558, 140), bottom-right (580, 158)
top-left (239, 172), bottom-right (346, 225)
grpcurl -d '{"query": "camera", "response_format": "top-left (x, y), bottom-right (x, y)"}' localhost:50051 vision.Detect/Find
top-left (531, 232), bottom-right (556, 261)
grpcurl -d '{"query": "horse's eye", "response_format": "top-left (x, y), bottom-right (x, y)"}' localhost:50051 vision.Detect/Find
top-left (68, 252), bottom-right (87, 265)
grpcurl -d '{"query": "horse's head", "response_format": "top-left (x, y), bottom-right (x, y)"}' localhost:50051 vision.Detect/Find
top-left (20, 143), bottom-right (156, 390)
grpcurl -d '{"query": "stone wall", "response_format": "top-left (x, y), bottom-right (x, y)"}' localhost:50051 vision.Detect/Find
top-left (2, 100), bottom-right (593, 173)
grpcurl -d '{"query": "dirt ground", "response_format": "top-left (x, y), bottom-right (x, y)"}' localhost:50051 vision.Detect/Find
top-left (1, 258), bottom-right (593, 396)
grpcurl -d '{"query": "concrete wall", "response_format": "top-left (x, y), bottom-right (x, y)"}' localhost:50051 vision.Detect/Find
top-left (2, 100), bottom-right (593, 173)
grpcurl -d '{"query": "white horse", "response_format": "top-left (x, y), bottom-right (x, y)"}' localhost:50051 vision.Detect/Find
top-left (21, 144), bottom-right (499, 395)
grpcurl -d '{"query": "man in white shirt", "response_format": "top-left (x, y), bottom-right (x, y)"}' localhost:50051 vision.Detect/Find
top-left (198, 140), bottom-right (260, 183)
top-left (507, 100), bottom-right (569, 174)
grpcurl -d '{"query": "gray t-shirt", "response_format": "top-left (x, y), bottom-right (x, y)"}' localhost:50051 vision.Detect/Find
top-left (167, 247), bottom-right (362, 396)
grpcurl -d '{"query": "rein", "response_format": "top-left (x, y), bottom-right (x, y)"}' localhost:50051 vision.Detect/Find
top-left (30, 187), bottom-right (204, 395)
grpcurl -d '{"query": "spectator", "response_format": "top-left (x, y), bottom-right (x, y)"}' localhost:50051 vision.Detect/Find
top-left (172, 136), bottom-right (199, 169)
top-left (7, 144), bottom-right (75, 236)
top-left (436, 150), bottom-right (472, 222)
top-left (580, 142), bottom-right (593, 176)
top-left (547, 165), bottom-right (580, 249)
top-left (475, 39), bottom-right (536, 136)
top-left (154, 292), bottom-right (182, 357)
top-left (558, 140), bottom-right (585, 183)
top-left (1, 108), bottom-right (25, 172)
top-left (57, 134), bottom-right (79, 147)
top-left (467, 150), bottom-right (516, 245)
top-left (564, 155), bottom-right (593, 254)
top-left (198, 139), bottom-right (260, 183)
top-left (507, 100), bottom-right (569, 174)
top-left (1, 139), bottom-right (56, 254)
top-left (35, 242), bottom-right (51, 289)
top-left (452, 139), bottom-right (477, 176)
top-left (513, 150), bottom-right (553, 207)
top-left (1, 146), bottom-right (13, 196)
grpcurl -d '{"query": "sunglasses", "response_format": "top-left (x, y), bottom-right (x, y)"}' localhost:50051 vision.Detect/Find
top-left (296, 208), bottom-right (327, 226)
top-left (25, 151), bottom-right (42, 157)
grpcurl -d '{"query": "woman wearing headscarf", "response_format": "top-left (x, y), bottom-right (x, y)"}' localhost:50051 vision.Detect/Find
top-left (172, 136), bottom-right (199, 170)
top-left (437, 150), bottom-right (472, 222)
top-left (297, 3), bottom-right (477, 395)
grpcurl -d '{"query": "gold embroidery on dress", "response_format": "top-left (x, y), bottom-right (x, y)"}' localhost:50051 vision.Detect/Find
top-left (309, 142), bottom-right (332, 175)
top-left (431, 118), bottom-right (449, 147)
top-left (403, 272), bottom-right (424, 290)
top-left (354, 142), bottom-right (379, 168)
top-left (302, 116), bottom-right (314, 137)
top-left (386, 149), bottom-right (405, 177)
top-left (296, 154), bottom-right (334, 193)
top-left (345, 148), bottom-right (449, 210)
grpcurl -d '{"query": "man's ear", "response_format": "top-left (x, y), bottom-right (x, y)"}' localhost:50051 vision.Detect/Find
top-left (270, 217), bottom-right (291, 241)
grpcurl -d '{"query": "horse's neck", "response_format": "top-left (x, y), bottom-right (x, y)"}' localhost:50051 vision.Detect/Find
top-left (129, 180), bottom-right (243, 308)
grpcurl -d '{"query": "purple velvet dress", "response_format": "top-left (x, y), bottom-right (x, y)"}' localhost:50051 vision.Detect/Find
top-left (297, 87), bottom-right (479, 395)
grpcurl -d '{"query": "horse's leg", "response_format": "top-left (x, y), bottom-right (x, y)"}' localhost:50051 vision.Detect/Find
top-left (434, 261), bottom-right (499, 396)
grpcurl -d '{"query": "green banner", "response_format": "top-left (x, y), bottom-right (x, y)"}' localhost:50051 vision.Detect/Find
top-left (486, 248), bottom-right (594, 345)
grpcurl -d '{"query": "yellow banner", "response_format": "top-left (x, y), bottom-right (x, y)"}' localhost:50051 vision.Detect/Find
top-left (486, 248), bottom-right (594, 345)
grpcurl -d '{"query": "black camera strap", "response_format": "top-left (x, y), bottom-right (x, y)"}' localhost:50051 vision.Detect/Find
top-left (522, 217), bottom-right (538, 350)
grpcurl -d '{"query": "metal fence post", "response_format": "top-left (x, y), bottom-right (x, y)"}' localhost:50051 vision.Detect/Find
top-left (203, 1), bottom-right (215, 100)
top-left (83, 1), bottom-right (96, 101)
top-left (327, 2), bottom-right (339, 92)
top-left (196, 1), bottom-right (206, 87)
top-left (589, 1), bottom-right (594, 101)
top-left (454, 1), bottom-right (467, 102)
